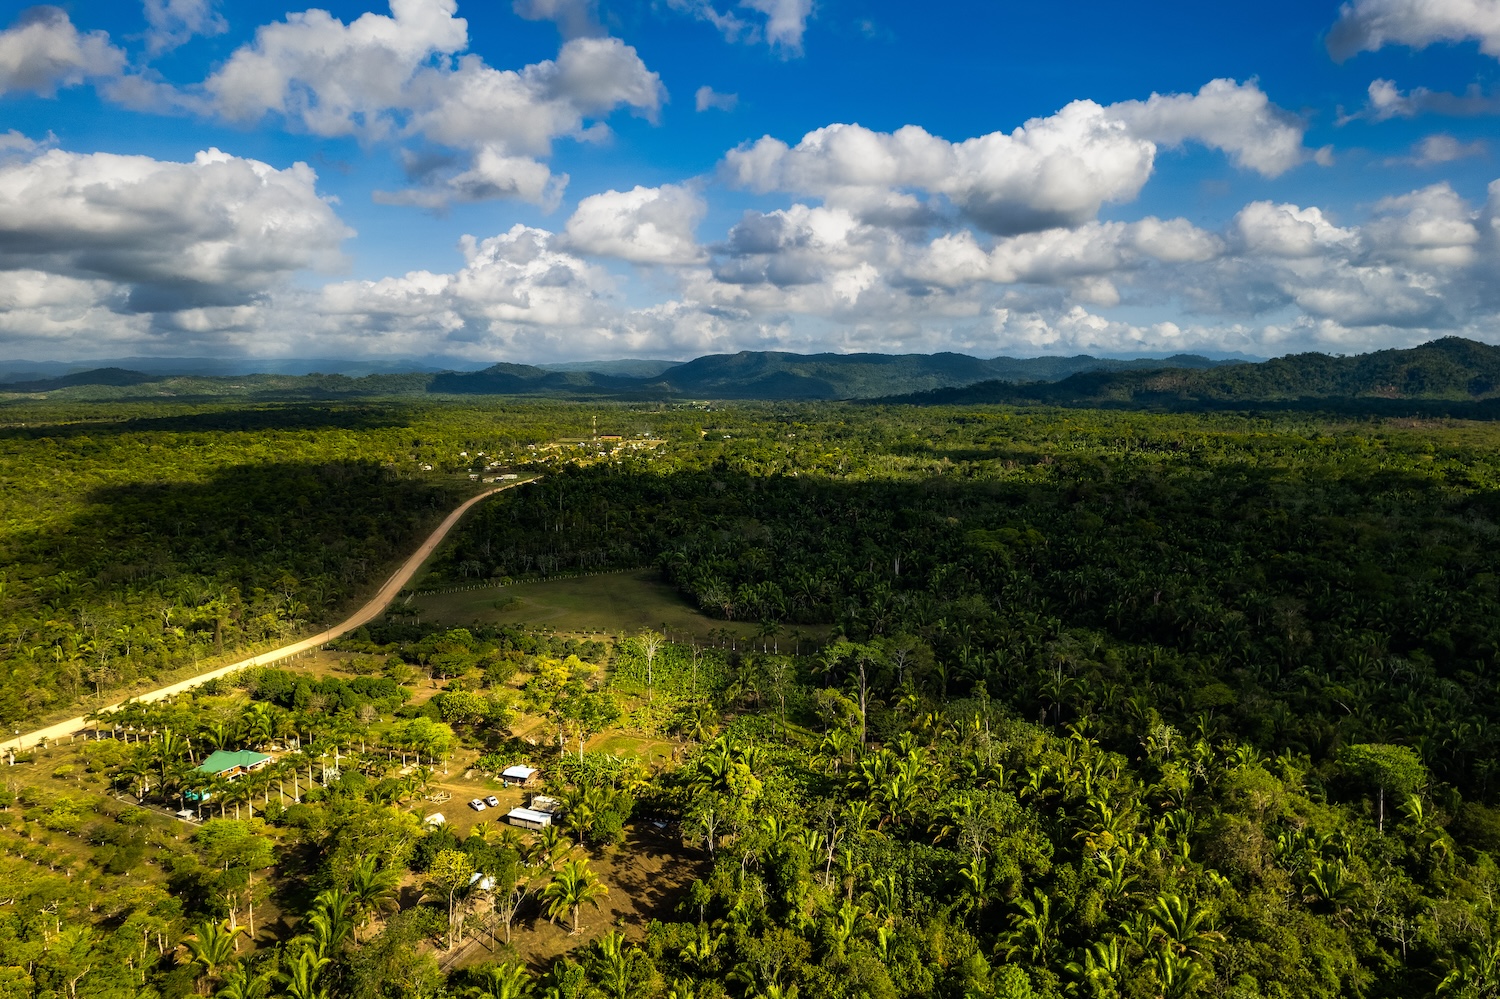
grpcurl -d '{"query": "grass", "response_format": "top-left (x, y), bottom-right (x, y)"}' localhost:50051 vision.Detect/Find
top-left (587, 733), bottom-right (677, 765)
top-left (410, 569), bottom-right (769, 642)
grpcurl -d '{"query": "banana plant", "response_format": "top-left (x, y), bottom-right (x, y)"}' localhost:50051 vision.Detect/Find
top-left (1147, 893), bottom-right (1224, 960)
top-left (1000, 888), bottom-right (1059, 967)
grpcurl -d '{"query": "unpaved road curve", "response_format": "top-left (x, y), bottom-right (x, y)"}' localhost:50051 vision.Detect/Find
top-left (0, 478), bottom-right (534, 754)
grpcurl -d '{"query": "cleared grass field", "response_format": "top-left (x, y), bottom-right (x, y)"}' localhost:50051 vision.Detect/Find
top-left (411, 569), bottom-right (770, 642)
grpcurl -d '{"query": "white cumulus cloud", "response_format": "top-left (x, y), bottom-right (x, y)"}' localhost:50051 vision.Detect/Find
top-left (511, 0), bottom-right (602, 39)
top-left (722, 81), bottom-right (1315, 234)
top-left (1366, 183), bottom-right (1482, 267)
top-left (1346, 78), bottom-right (1500, 122)
top-left (0, 146), bottom-right (351, 312)
top-left (1110, 78), bottom-right (1320, 177)
top-left (1233, 202), bottom-right (1359, 258)
top-left (696, 85), bottom-right (738, 112)
top-left (1408, 134), bottom-right (1487, 166)
top-left (312, 223), bottom-right (630, 357)
top-left (667, 0), bottom-right (813, 54)
top-left (723, 105), bottom-right (1155, 235)
top-left (0, 6), bottom-right (125, 97)
top-left (199, 0), bottom-right (663, 206)
top-left (563, 184), bottom-right (707, 264)
top-left (143, 0), bottom-right (227, 55)
top-left (1328, 0), bottom-right (1500, 60)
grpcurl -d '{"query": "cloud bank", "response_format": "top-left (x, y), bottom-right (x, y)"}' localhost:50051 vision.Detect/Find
top-left (1, 0), bottom-right (1497, 365)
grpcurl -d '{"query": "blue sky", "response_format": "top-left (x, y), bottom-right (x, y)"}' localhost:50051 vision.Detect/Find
top-left (0, 0), bottom-right (1497, 363)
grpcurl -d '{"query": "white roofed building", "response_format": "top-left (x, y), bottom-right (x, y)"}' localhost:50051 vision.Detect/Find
top-left (506, 807), bottom-right (552, 831)
top-left (501, 764), bottom-right (539, 787)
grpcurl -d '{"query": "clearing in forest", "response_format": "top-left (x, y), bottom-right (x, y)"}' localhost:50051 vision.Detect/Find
top-left (411, 569), bottom-right (778, 643)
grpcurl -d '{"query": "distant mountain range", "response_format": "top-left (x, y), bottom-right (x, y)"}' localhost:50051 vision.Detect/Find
top-left (10, 339), bottom-right (1500, 411)
top-left (0, 356), bottom-right (475, 383)
top-left (535, 358), bottom-right (680, 378)
top-left (884, 337), bottom-right (1500, 410)
top-left (1, 349), bottom-right (1238, 401)
top-left (428, 350), bottom-right (1236, 400)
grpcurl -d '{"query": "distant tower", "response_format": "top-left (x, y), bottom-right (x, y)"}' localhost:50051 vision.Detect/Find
top-left (592, 415), bottom-right (597, 441)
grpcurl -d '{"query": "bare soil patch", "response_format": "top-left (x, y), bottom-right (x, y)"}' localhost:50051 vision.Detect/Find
top-left (444, 823), bottom-right (708, 972)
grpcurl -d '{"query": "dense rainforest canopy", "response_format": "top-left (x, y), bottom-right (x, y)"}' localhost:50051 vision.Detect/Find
top-left (5, 392), bottom-right (1500, 999)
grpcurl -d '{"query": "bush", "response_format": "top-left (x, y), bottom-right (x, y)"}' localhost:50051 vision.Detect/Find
top-left (588, 808), bottom-right (628, 847)
top-left (410, 826), bottom-right (460, 872)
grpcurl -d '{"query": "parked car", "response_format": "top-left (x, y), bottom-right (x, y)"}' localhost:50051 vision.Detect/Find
top-left (485, 795), bottom-right (500, 807)
top-left (469, 798), bottom-right (487, 811)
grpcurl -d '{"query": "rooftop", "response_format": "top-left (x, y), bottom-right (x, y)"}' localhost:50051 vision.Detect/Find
top-left (195, 749), bottom-right (272, 775)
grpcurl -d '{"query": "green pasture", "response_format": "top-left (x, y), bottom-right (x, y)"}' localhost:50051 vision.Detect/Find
top-left (586, 732), bottom-right (677, 764)
top-left (410, 569), bottom-right (769, 642)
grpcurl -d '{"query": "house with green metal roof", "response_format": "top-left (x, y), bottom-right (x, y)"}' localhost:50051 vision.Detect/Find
top-left (185, 750), bottom-right (273, 804)
top-left (196, 749), bottom-right (272, 778)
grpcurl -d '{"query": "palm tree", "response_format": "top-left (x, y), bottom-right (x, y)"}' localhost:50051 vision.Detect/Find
top-left (84, 707), bottom-right (111, 742)
top-left (533, 825), bottom-right (567, 865)
top-left (1000, 889), bottom-right (1058, 966)
top-left (587, 931), bottom-right (649, 999)
top-left (347, 856), bottom-right (399, 940)
top-left (1147, 893), bottom-right (1224, 960)
top-left (156, 728), bottom-right (191, 775)
top-left (221, 779), bottom-right (252, 820)
top-left (466, 962), bottom-right (534, 999)
top-left (203, 775), bottom-right (233, 818)
top-left (565, 788), bottom-right (598, 848)
top-left (216, 964), bottom-right (273, 999)
top-left (278, 949), bottom-right (329, 999)
top-left (243, 703), bottom-right (276, 748)
top-left (541, 859), bottom-right (608, 935)
top-left (182, 919), bottom-right (241, 994)
top-left (202, 719), bottom-right (236, 752)
top-left (682, 923), bottom-right (724, 972)
top-left (117, 755), bottom-right (153, 801)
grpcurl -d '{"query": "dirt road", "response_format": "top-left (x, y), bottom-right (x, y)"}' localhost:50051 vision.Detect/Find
top-left (0, 478), bottom-right (533, 754)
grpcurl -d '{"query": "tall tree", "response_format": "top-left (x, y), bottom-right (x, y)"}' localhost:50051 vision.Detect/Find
top-left (541, 859), bottom-right (609, 935)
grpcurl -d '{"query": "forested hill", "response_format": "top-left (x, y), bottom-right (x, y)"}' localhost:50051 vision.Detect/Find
top-left (1, 350), bottom-right (1232, 401)
top-left (619, 349), bottom-right (1231, 399)
top-left (425, 350), bottom-right (1233, 399)
top-left (15, 341), bottom-right (1500, 406)
top-left (889, 336), bottom-right (1500, 409)
top-left (425, 362), bottom-right (633, 395)
top-left (0, 367), bottom-right (161, 392)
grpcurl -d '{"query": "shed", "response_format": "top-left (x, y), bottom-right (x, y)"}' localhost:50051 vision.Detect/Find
top-left (530, 794), bottom-right (563, 815)
top-left (505, 807), bottom-right (553, 831)
top-left (501, 764), bottom-right (539, 787)
top-left (423, 812), bottom-right (446, 828)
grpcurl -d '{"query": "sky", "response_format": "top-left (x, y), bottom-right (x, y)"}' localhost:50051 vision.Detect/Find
top-left (0, 0), bottom-right (1498, 364)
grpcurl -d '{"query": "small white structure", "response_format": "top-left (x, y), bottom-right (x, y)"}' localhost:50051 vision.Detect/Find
top-left (501, 764), bottom-right (538, 787)
top-left (506, 806), bottom-right (553, 831)
top-left (423, 812), bottom-right (446, 828)
top-left (530, 794), bottom-right (563, 815)
top-left (467, 871), bottom-right (496, 891)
